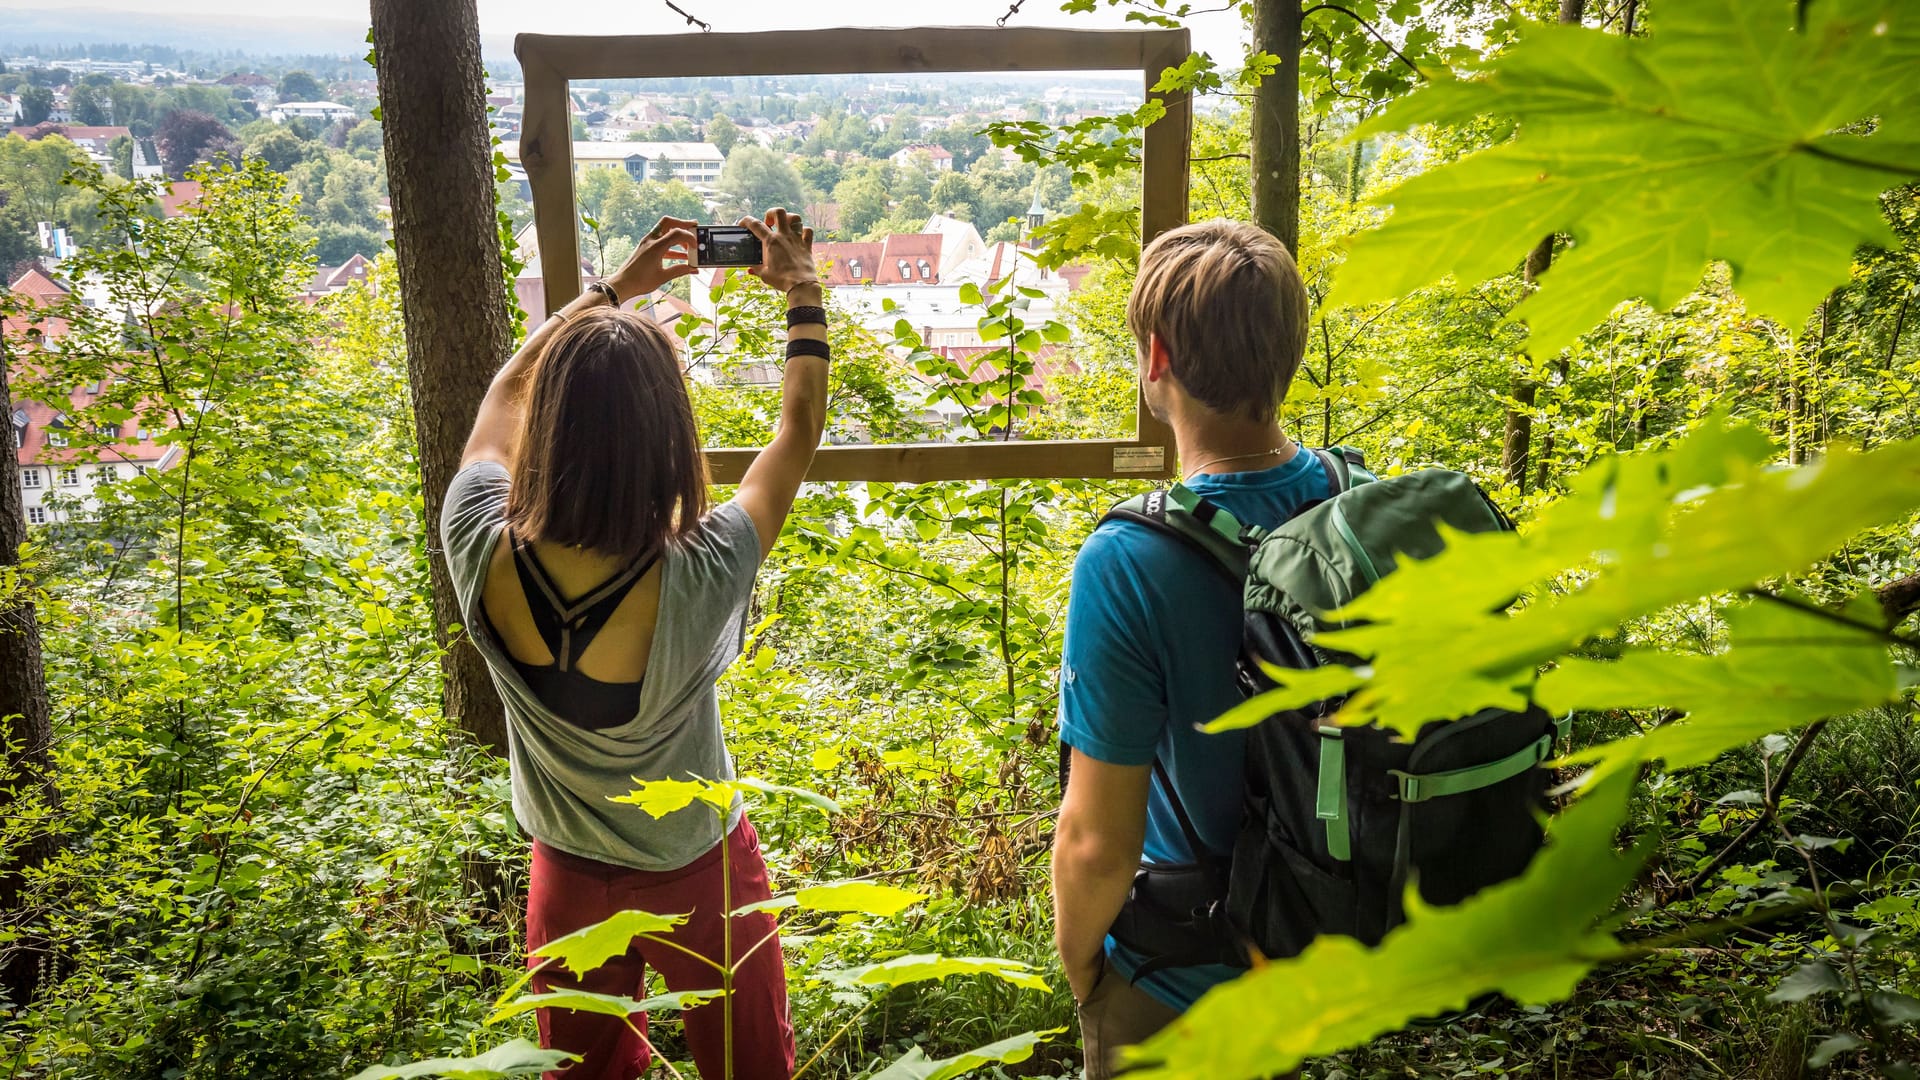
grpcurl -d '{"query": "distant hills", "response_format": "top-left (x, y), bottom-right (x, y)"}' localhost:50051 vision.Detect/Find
top-left (0, 6), bottom-right (516, 60)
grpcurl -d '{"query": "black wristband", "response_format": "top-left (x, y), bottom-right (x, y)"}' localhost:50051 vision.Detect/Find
top-left (785, 338), bottom-right (832, 361)
top-left (585, 280), bottom-right (620, 305)
top-left (785, 305), bottom-right (826, 328)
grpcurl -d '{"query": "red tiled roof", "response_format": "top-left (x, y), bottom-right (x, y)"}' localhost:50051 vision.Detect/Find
top-left (9, 123), bottom-right (131, 149)
top-left (303, 254), bottom-right (371, 297)
top-left (875, 234), bottom-right (942, 285)
top-left (813, 241), bottom-right (883, 286)
top-left (8, 267), bottom-right (68, 304)
top-left (158, 179), bottom-right (203, 218)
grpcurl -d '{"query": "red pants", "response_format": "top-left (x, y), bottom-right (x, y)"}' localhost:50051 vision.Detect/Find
top-left (526, 818), bottom-right (795, 1080)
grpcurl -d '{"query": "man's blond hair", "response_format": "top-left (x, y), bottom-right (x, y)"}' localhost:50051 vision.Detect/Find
top-left (1126, 219), bottom-right (1309, 423)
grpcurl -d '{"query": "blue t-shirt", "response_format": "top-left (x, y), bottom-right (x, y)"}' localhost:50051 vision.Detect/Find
top-left (1059, 449), bottom-right (1331, 1010)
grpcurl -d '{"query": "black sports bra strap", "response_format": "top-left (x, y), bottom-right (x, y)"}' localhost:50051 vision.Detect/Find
top-left (505, 531), bottom-right (659, 673)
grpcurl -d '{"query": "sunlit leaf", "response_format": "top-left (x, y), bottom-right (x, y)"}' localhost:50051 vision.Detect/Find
top-left (489, 987), bottom-right (723, 1022)
top-left (826, 954), bottom-right (1050, 994)
top-left (1332, 0), bottom-right (1920, 352)
top-left (607, 777), bottom-right (735, 818)
top-left (864, 1028), bottom-right (1066, 1080)
top-left (728, 776), bottom-right (842, 817)
top-left (530, 910), bottom-right (689, 978)
top-left (796, 881), bottom-right (927, 917)
top-left (345, 1040), bottom-right (577, 1080)
top-left (1552, 594), bottom-right (1897, 783)
top-left (1121, 772), bottom-right (1646, 1079)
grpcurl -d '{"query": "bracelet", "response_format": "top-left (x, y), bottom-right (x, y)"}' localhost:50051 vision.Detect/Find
top-left (785, 338), bottom-right (832, 361)
top-left (785, 306), bottom-right (826, 328)
top-left (585, 280), bottom-right (620, 306)
top-left (784, 280), bottom-right (822, 298)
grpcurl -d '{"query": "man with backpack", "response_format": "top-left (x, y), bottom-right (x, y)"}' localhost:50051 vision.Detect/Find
top-left (1052, 219), bottom-right (1327, 1074)
top-left (1051, 220), bottom-right (1558, 1076)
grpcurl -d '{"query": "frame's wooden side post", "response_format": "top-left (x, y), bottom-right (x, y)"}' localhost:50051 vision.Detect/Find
top-left (516, 47), bottom-right (581, 314)
top-left (1135, 27), bottom-right (1193, 473)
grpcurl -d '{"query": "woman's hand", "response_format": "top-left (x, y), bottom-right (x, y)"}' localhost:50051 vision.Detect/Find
top-left (739, 208), bottom-right (817, 294)
top-left (607, 216), bottom-right (698, 301)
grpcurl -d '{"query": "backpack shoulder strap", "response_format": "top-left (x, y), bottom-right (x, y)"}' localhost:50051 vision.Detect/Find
top-left (1099, 483), bottom-right (1254, 586)
top-left (1313, 445), bottom-right (1378, 494)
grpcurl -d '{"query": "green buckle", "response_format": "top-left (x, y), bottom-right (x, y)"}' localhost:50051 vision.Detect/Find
top-left (1315, 725), bottom-right (1351, 861)
top-left (1391, 734), bottom-right (1553, 804)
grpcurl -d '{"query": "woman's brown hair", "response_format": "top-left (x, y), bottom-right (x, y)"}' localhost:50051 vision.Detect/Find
top-left (505, 307), bottom-right (708, 561)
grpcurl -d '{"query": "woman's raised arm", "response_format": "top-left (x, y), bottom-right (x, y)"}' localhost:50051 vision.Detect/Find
top-left (459, 220), bottom-right (700, 473)
top-left (733, 208), bottom-right (826, 559)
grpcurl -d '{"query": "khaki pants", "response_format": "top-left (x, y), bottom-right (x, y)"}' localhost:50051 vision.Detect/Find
top-left (1076, 959), bottom-right (1179, 1079)
top-left (1075, 960), bottom-right (1301, 1080)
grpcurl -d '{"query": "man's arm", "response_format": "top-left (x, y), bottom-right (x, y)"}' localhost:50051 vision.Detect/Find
top-left (1053, 748), bottom-right (1150, 1003)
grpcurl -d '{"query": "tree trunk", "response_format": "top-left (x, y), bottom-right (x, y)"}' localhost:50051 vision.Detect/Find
top-left (371, 0), bottom-right (511, 754)
top-left (1502, 235), bottom-right (1556, 490)
top-left (1500, 0), bottom-right (1585, 492)
top-left (0, 339), bottom-right (56, 1005)
top-left (1251, 0), bottom-right (1303, 253)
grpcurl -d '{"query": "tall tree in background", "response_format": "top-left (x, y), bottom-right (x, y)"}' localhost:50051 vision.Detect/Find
top-left (0, 318), bottom-right (55, 1007)
top-left (1501, 0), bottom-right (1589, 492)
top-left (370, 0), bottom-right (511, 753)
top-left (155, 110), bottom-right (233, 179)
top-left (1250, 0), bottom-right (1303, 252)
top-left (278, 70), bottom-right (324, 103)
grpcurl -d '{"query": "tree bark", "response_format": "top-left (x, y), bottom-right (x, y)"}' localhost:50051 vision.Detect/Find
top-left (1500, 0), bottom-right (1584, 492)
top-left (1882, 572), bottom-right (1920, 629)
top-left (1502, 235), bottom-right (1556, 491)
top-left (1251, 0), bottom-right (1303, 253)
top-left (0, 336), bottom-right (56, 1005)
top-left (371, 0), bottom-right (511, 754)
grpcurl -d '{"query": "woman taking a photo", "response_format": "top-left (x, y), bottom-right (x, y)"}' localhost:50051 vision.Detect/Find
top-left (440, 209), bottom-right (825, 1079)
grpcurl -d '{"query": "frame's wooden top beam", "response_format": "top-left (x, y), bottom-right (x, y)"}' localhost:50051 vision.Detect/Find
top-left (515, 26), bottom-right (1188, 79)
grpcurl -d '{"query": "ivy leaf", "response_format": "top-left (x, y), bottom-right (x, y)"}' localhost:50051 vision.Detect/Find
top-left (863, 1028), bottom-right (1066, 1080)
top-left (825, 954), bottom-right (1051, 994)
top-left (1121, 772), bottom-right (1646, 1079)
top-left (530, 909), bottom-right (688, 977)
top-left (489, 987), bottom-right (722, 1022)
top-left (345, 1039), bottom-right (576, 1080)
top-left (1332, 0), bottom-right (1920, 352)
top-left (1768, 960), bottom-right (1847, 1003)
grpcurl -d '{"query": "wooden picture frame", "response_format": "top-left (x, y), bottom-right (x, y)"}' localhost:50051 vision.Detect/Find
top-left (514, 26), bottom-right (1190, 483)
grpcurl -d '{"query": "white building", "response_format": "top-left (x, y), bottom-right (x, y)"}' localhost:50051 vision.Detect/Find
top-left (270, 101), bottom-right (357, 125)
top-left (497, 139), bottom-right (724, 187)
top-left (890, 143), bottom-right (954, 172)
top-left (8, 268), bottom-right (178, 527)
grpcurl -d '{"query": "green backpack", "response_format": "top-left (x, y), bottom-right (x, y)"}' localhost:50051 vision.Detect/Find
top-left (1096, 447), bottom-right (1563, 976)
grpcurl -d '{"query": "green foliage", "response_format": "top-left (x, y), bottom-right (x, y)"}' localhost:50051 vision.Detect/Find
top-left (1123, 772), bottom-right (1648, 1079)
top-left (345, 1040), bottom-right (576, 1080)
top-left (864, 1027), bottom-right (1066, 1080)
top-left (529, 910), bottom-right (690, 978)
top-left (1334, 0), bottom-right (1920, 352)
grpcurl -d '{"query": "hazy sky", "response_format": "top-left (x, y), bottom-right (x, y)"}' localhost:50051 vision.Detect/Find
top-left (0, 0), bottom-right (1251, 61)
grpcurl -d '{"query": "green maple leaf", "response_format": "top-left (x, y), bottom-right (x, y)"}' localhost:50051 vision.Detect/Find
top-left (345, 1039), bottom-right (576, 1080)
top-left (1330, 0), bottom-right (1920, 352)
top-left (826, 954), bottom-right (1051, 994)
top-left (864, 1028), bottom-right (1067, 1080)
top-left (1119, 772), bottom-right (1645, 1080)
top-left (530, 909), bottom-right (688, 977)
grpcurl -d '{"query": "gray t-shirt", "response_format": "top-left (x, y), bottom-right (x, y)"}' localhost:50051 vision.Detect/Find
top-left (440, 460), bottom-right (758, 870)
